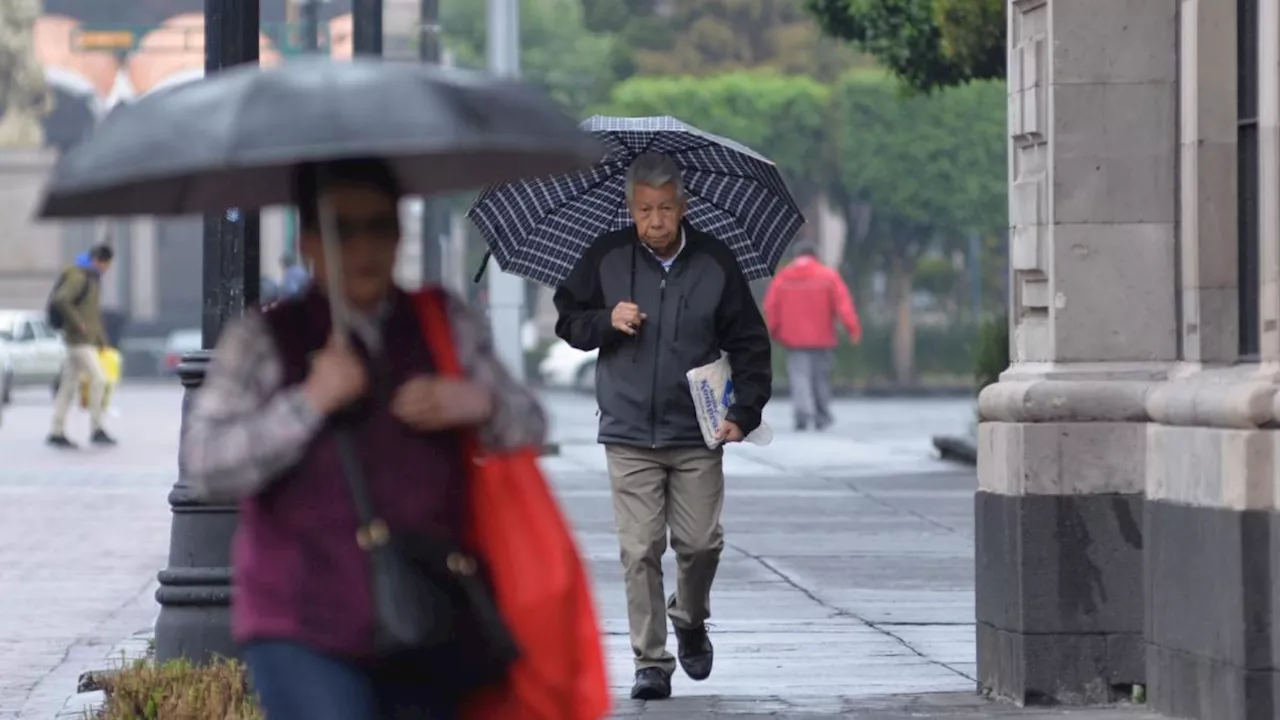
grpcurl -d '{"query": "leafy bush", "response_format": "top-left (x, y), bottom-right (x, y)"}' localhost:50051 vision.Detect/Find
top-left (96, 658), bottom-right (261, 720)
top-left (972, 314), bottom-right (1009, 393)
top-left (772, 322), bottom-right (980, 388)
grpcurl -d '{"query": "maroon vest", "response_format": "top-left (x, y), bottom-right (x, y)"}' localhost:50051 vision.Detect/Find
top-left (231, 288), bottom-right (470, 659)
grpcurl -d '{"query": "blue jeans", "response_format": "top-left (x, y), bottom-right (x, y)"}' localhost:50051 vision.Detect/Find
top-left (243, 641), bottom-right (457, 720)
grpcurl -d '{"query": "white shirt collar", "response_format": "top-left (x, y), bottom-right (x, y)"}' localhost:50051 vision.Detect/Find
top-left (645, 228), bottom-right (686, 271)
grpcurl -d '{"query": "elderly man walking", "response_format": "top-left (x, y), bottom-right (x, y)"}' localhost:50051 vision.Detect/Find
top-left (554, 153), bottom-right (772, 700)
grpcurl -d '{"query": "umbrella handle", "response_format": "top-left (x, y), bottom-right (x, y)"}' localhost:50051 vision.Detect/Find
top-left (318, 195), bottom-right (351, 345)
top-left (473, 251), bottom-right (491, 284)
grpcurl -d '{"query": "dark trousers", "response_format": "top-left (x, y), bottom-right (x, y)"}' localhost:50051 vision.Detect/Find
top-left (244, 641), bottom-right (457, 720)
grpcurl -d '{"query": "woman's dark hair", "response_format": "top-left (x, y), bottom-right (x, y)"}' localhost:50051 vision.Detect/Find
top-left (293, 157), bottom-right (403, 232)
top-left (89, 244), bottom-right (114, 262)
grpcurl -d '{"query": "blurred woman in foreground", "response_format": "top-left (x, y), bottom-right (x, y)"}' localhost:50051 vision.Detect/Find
top-left (180, 158), bottom-right (546, 720)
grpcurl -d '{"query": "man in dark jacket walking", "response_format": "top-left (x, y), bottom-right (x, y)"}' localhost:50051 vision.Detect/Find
top-left (554, 153), bottom-right (772, 701)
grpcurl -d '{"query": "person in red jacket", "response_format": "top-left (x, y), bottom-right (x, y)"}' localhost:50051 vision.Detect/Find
top-left (763, 244), bottom-right (862, 431)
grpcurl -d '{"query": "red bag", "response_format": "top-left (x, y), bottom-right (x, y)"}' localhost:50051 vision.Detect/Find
top-left (412, 290), bottom-right (611, 720)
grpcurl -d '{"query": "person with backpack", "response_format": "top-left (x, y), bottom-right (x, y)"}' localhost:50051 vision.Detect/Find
top-left (47, 244), bottom-right (116, 448)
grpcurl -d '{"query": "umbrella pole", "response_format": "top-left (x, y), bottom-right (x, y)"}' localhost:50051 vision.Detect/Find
top-left (318, 195), bottom-right (351, 341)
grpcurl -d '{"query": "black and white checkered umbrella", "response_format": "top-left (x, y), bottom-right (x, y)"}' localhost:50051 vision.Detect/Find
top-left (467, 115), bottom-right (805, 287)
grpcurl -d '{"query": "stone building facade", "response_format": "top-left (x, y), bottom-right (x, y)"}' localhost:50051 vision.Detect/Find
top-left (978, 0), bottom-right (1279, 717)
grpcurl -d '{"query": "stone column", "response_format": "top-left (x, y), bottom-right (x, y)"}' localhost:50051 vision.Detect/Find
top-left (1142, 0), bottom-right (1279, 717)
top-left (0, 149), bottom-right (59, 308)
top-left (129, 218), bottom-right (158, 323)
top-left (976, 0), bottom-right (1178, 704)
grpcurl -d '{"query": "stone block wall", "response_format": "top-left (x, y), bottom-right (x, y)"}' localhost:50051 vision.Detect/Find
top-left (979, 0), bottom-right (1177, 706)
top-left (983, 0), bottom-right (1280, 717)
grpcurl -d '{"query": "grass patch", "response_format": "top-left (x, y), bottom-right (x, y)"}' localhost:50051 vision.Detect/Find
top-left (94, 657), bottom-right (261, 720)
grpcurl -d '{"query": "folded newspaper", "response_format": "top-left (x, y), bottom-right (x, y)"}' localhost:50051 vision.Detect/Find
top-left (687, 353), bottom-right (773, 450)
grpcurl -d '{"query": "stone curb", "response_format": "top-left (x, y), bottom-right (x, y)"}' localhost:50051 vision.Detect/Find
top-left (55, 620), bottom-right (156, 719)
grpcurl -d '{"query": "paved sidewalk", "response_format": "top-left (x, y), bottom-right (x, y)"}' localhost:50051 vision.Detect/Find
top-left (1, 386), bottom-right (1160, 718)
top-left (0, 387), bottom-right (176, 719)
top-left (609, 693), bottom-right (1159, 718)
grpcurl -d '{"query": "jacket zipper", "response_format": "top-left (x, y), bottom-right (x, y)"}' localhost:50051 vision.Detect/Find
top-left (674, 295), bottom-right (683, 342)
top-left (649, 276), bottom-right (666, 448)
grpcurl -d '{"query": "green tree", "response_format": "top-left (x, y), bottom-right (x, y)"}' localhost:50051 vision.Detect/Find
top-left (602, 71), bottom-right (832, 205)
top-left (933, 0), bottom-right (1004, 81)
top-left (803, 0), bottom-right (1003, 92)
top-left (831, 70), bottom-right (1005, 380)
top-left (441, 0), bottom-right (618, 117)
top-left (582, 0), bottom-right (868, 82)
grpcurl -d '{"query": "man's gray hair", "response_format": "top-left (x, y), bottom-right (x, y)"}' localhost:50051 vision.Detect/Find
top-left (625, 153), bottom-right (685, 202)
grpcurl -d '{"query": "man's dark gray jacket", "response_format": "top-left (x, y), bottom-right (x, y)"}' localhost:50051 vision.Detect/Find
top-left (553, 224), bottom-right (772, 448)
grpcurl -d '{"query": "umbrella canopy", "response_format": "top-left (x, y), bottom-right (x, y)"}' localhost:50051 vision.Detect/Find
top-left (466, 115), bottom-right (805, 287)
top-left (38, 57), bottom-right (606, 218)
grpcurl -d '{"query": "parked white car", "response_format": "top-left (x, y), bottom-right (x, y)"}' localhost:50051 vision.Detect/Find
top-left (0, 310), bottom-right (67, 404)
top-left (0, 342), bottom-right (13, 405)
top-left (159, 328), bottom-right (203, 375)
top-left (538, 339), bottom-right (598, 391)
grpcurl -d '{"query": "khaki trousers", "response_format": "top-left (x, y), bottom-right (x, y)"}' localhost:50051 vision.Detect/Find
top-left (52, 345), bottom-right (106, 435)
top-left (605, 444), bottom-right (725, 673)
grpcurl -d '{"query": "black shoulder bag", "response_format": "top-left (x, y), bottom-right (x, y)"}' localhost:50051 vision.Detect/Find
top-left (332, 426), bottom-right (519, 695)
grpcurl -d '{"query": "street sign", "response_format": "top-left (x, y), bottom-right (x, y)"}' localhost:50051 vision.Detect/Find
top-left (69, 22), bottom-right (331, 55)
top-left (71, 29), bottom-right (137, 51)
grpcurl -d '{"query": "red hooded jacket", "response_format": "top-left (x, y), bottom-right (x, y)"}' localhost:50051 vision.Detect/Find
top-left (763, 256), bottom-right (862, 349)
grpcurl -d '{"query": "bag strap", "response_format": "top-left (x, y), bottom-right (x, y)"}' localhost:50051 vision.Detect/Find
top-left (336, 289), bottom-right (468, 546)
top-left (411, 289), bottom-right (462, 378)
top-left (74, 277), bottom-right (92, 306)
top-left (410, 289), bottom-right (482, 460)
top-left (335, 427), bottom-right (381, 538)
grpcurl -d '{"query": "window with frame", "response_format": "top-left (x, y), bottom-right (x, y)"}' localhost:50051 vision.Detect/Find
top-left (1239, 0), bottom-right (1261, 357)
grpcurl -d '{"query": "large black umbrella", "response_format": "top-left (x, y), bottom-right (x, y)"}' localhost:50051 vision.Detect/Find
top-left (466, 115), bottom-right (805, 287)
top-left (38, 57), bottom-right (605, 218)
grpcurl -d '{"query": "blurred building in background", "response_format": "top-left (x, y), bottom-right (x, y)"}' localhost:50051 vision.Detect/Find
top-left (0, 0), bottom-right (430, 343)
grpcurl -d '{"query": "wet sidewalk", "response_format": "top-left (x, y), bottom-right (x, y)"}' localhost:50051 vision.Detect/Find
top-left (609, 692), bottom-right (1159, 718)
top-left (3, 386), bottom-right (1164, 718)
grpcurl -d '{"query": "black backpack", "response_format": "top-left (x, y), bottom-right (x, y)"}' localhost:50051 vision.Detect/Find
top-left (46, 269), bottom-right (91, 331)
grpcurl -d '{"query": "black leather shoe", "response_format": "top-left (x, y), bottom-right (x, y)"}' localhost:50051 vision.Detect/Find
top-left (674, 624), bottom-right (714, 681)
top-left (90, 429), bottom-right (117, 446)
top-left (46, 434), bottom-right (77, 449)
top-left (630, 667), bottom-right (672, 700)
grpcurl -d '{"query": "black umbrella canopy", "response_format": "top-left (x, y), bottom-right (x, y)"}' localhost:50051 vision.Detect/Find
top-left (38, 58), bottom-right (606, 219)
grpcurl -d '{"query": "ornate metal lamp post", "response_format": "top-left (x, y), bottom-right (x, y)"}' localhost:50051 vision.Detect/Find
top-left (155, 0), bottom-right (386, 664)
top-left (153, 0), bottom-right (262, 664)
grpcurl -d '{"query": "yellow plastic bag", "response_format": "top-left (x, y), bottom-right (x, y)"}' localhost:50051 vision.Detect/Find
top-left (79, 347), bottom-right (122, 409)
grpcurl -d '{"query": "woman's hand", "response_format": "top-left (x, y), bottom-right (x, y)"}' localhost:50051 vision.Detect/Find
top-left (390, 375), bottom-right (494, 432)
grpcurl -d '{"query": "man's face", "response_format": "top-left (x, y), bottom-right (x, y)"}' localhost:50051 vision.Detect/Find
top-left (92, 258), bottom-right (112, 274)
top-left (629, 183), bottom-right (685, 257)
top-left (299, 183), bottom-right (400, 311)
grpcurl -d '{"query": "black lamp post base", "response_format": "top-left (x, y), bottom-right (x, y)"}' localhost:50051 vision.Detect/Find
top-left (154, 565), bottom-right (236, 663)
top-left (154, 351), bottom-right (239, 664)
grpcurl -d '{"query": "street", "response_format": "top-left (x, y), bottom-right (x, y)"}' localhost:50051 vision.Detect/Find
top-left (0, 383), bottom-right (1150, 718)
